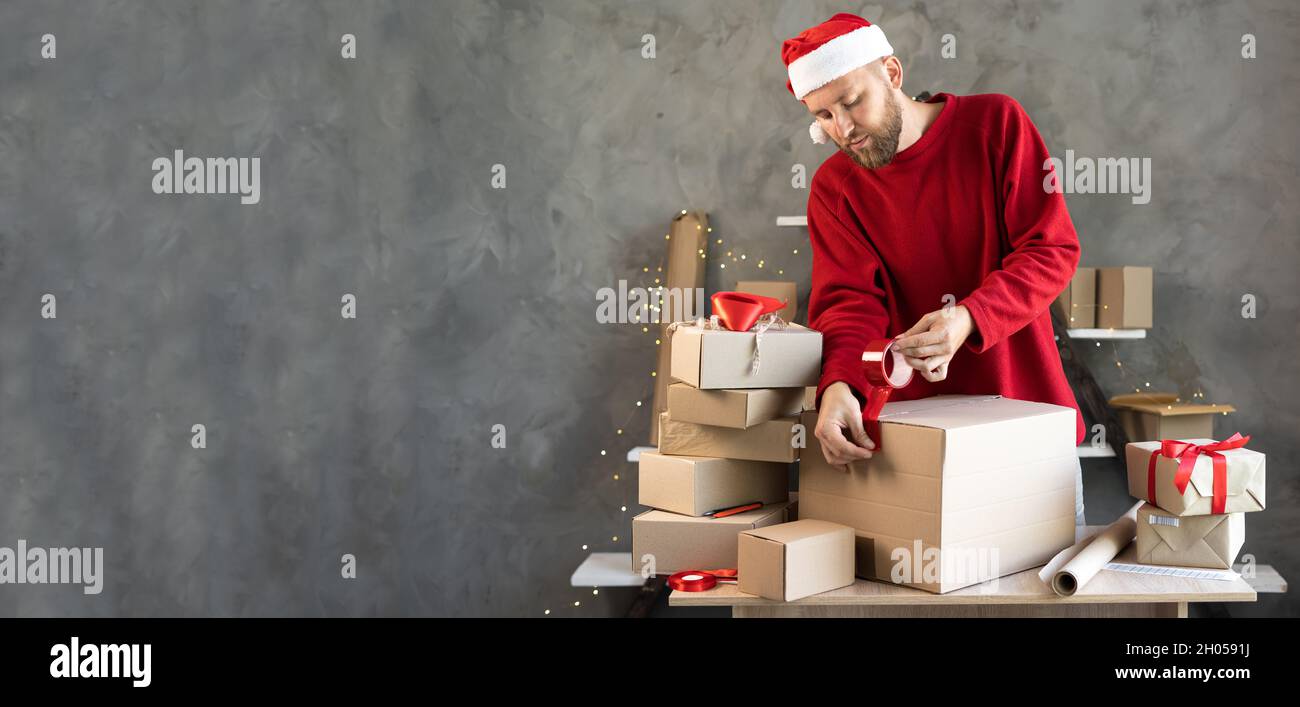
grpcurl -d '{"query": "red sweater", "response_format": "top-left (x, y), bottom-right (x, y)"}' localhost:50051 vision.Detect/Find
top-left (808, 92), bottom-right (1085, 445)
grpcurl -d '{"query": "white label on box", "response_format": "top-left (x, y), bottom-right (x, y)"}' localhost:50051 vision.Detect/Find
top-left (1148, 515), bottom-right (1180, 528)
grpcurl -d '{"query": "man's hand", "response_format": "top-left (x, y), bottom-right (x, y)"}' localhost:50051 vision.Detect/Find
top-left (892, 305), bottom-right (976, 383)
top-left (815, 381), bottom-right (875, 469)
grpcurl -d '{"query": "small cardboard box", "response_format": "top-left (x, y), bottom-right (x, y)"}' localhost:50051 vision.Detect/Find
top-left (803, 386), bottom-right (817, 411)
top-left (638, 451), bottom-right (789, 516)
top-left (1052, 267), bottom-right (1096, 327)
top-left (632, 503), bottom-right (790, 575)
top-left (658, 411), bottom-right (801, 463)
top-left (738, 519), bottom-right (855, 601)
top-left (666, 382), bottom-right (803, 429)
top-left (670, 323), bottom-right (822, 389)
top-left (735, 280), bottom-right (798, 323)
top-left (797, 396), bottom-right (1078, 594)
top-left (1109, 393), bottom-right (1235, 442)
top-left (1136, 502), bottom-right (1245, 569)
top-left (1125, 439), bottom-right (1265, 516)
top-left (1097, 266), bottom-right (1153, 329)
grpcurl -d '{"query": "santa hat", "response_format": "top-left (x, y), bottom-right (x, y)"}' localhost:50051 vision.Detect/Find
top-left (781, 13), bottom-right (894, 144)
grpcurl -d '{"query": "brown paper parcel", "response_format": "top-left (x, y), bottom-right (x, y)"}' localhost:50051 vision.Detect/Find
top-left (1135, 502), bottom-right (1245, 569)
top-left (798, 395), bottom-right (1078, 594)
top-left (1125, 439), bottom-right (1265, 516)
top-left (632, 503), bottom-right (790, 575)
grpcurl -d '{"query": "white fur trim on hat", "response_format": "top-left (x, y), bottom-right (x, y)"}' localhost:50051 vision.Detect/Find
top-left (788, 24), bottom-right (893, 101)
top-left (809, 121), bottom-right (829, 144)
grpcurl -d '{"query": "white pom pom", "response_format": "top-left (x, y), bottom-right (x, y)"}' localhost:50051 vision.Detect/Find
top-left (809, 121), bottom-right (829, 144)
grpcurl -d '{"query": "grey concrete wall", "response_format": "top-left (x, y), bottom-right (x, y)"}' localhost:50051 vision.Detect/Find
top-left (0, 0), bottom-right (1294, 616)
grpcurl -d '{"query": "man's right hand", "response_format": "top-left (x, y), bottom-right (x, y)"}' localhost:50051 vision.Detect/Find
top-left (815, 381), bottom-right (876, 468)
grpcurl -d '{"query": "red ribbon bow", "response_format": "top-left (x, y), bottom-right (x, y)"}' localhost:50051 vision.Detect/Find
top-left (1145, 433), bottom-right (1251, 515)
top-left (859, 338), bottom-right (914, 452)
top-left (711, 292), bottom-right (786, 332)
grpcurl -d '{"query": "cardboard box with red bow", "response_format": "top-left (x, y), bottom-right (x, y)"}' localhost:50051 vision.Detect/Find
top-left (1124, 435), bottom-right (1265, 517)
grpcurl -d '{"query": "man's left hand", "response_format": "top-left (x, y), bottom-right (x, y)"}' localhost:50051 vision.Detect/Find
top-left (892, 305), bottom-right (976, 383)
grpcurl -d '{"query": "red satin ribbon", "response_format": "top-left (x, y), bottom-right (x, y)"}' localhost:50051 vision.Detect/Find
top-left (1145, 432), bottom-right (1251, 515)
top-left (859, 338), bottom-right (914, 451)
top-left (711, 292), bottom-right (786, 332)
top-left (667, 568), bottom-right (737, 592)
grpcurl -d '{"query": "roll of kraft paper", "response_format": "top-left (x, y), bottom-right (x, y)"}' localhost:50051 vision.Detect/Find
top-left (1038, 501), bottom-right (1143, 596)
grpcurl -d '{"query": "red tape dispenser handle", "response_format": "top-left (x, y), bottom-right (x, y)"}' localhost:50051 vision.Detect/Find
top-left (860, 338), bottom-right (914, 451)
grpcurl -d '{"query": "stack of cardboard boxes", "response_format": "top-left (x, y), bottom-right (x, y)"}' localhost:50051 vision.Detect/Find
top-left (632, 318), bottom-right (822, 578)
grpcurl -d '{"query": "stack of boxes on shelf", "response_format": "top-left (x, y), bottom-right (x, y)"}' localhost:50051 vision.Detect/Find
top-left (1052, 266), bottom-right (1153, 329)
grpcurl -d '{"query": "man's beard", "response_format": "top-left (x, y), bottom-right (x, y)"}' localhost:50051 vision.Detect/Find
top-left (842, 91), bottom-right (903, 170)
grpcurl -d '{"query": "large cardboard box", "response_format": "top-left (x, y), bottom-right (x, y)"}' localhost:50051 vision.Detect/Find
top-left (658, 411), bottom-right (801, 463)
top-left (1052, 267), bottom-right (1096, 327)
top-left (638, 451), bottom-right (788, 516)
top-left (738, 519), bottom-right (855, 601)
top-left (1125, 439), bottom-right (1265, 516)
top-left (632, 503), bottom-right (790, 575)
top-left (1109, 393), bottom-right (1235, 442)
top-left (1136, 502), bottom-right (1245, 569)
top-left (1097, 266), bottom-right (1153, 329)
top-left (670, 323), bottom-right (822, 389)
top-left (735, 280), bottom-right (798, 323)
top-left (666, 382), bottom-right (803, 429)
top-left (803, 386), bottom-right (817, 411)
top-left (797, 395), bottom-right (1078, 594)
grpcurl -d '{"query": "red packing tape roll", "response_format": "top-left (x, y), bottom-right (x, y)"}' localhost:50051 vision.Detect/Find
top-left (860, 338), bottom-right (914, 451)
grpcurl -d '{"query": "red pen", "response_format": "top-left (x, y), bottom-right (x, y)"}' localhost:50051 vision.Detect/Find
top-left (705, 502), bottom-right (762, 518)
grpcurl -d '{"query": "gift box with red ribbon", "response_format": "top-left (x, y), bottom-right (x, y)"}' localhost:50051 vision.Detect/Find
top-left (1124, 434), bottom-right (1265, 517)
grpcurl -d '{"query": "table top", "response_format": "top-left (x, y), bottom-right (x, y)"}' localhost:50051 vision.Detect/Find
top-left (669, 542), bottom-right (1258, 607)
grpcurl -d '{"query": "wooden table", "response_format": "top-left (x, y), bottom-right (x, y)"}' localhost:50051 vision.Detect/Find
top-left (669, 548), bottom-right (1272, 618)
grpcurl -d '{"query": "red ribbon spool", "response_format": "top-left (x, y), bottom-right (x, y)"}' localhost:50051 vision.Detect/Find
top-left (710, 292), bottom-right (787, 332)
top-left (667, 569), bottom-right (737, 592)
top-left (1145, 433), bottom-right (1251, 515)
top-left (859, 338), bottom-right (914, 451)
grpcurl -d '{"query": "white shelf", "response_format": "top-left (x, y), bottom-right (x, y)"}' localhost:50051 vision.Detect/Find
top-left (1065, 328), bottom-right (1147, 340)
top-left (570, 553), bottom-right (645, 588)
top-left (776, 216), bottom-right (807, 227)
top-left (1077, 445), bottom-right (1116, 458)
top-left (627, 446), bottom-right (655, 463)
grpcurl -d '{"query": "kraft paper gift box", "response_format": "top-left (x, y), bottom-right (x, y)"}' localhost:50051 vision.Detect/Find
top-left (738, 519), bottom-right (855, 601)
top-left (1135, 502), bottom-right (1245, 569)
top-left (670, 322), bottom-right (822, 389)
top-left (1096, 266), bottom-right (1153, 329)
top-left (666, 382), bottom-right (803, 429)
top-left (1052, 266), bottom-right (1097, 328)
top-left (797, 395), bottom-right (1078, 594)
top-left (1109, 392), bottom-right (1235, 442)
top-left (632, 502), bottom-right (790, 575)
top-left (638, 451), bottom-right (789, 516)
top-left (735, 280), bottom-right (798, 323)
top-left (658, 411), bottom-right (801, 463)
top-left (1125, 437), bottom-right (1265, 516)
